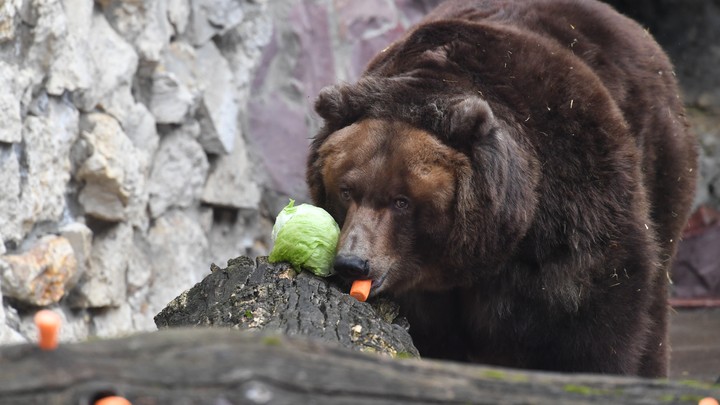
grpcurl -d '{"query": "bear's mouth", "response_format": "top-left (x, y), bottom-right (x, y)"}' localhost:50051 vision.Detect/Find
top-left (369, 272), bottom-right (388, 298)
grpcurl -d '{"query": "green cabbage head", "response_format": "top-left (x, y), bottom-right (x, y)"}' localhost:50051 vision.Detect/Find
top-left (269, 199), bottom-right (340, 277)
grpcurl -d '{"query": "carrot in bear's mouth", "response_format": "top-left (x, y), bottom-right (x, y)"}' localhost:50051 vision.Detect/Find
top-left (350, 279), bottom-right (372, 302)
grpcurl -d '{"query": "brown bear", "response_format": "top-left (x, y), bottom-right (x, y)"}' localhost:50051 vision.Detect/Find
top-left (307, 0), bottom-right (697, 377)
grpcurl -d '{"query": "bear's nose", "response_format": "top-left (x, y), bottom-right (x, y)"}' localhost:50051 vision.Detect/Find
top-left (333, 254), bottom-right (369, 278)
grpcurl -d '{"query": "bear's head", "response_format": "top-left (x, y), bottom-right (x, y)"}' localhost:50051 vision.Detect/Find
top-left (308, 77), bottom-right (539, 295)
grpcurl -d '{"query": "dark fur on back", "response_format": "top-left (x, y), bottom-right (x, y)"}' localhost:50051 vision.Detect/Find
top-left (307, 0), bottom-right (697, 376)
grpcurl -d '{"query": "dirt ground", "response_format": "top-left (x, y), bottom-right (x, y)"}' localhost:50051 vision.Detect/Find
top-left (669, 307), bottom-right (720, 382)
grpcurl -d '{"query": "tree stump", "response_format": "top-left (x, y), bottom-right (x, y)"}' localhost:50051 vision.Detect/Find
top-left (154, 256), bottom-right (419, 358)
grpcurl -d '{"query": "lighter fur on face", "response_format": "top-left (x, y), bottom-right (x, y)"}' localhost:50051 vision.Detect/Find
top-left (318, 119), bottom-right (469, 294)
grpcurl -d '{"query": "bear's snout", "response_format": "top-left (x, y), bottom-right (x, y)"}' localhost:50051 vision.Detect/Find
top-left (333, 254), bottom-right (370, 279)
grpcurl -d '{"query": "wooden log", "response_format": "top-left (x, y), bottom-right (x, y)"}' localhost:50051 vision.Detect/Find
top-left (0, 328), bottom-right (717, 404)
top-left (154, 256), bottom-right (419, 358)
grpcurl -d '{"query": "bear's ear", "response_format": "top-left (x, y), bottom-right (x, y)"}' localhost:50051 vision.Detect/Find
top-left (446, 97), bottom-right (497, 142)
top-left (314, 84), bottom-right (357, 126)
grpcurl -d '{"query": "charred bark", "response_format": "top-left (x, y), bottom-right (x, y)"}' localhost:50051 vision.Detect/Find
top-left (154, 256), bottom-right (419, 358)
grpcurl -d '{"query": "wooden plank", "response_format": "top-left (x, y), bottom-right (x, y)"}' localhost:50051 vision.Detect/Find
top-left (0, 328), bottom-right (717, 404)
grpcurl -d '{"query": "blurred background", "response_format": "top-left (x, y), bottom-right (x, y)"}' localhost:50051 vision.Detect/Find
top-left (0, 0), bottom-right (717, 379)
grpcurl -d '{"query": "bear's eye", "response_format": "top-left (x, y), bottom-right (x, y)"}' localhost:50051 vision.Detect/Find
top-left (340, 188), bottom-right (352, 201)
top-left (393, 197), bottom-right (409, 210)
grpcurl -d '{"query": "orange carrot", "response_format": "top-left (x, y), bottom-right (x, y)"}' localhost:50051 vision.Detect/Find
top-left (34, 310), bottom-right (61, 351)
top-left (95, 396), bottom-right (132, 405)
top-left (699, 398), bottom-right (719, 405)
top-left (350, 279), bottom-right (372, 302)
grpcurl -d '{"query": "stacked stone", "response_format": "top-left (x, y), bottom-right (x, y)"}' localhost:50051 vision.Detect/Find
top-left (0, 0), bottom-right (447, 346)
top-left (0, 0), bottom-right (272, 343)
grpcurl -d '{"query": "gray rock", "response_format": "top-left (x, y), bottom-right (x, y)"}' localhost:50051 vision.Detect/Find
top-left (64, 0), bottom-right (92, 38)
top-left (149, 71), bottom-right (195, 123)
top-left (0, 326), bottom-right (25, 345)
top-left (56, 308), bottom-right (91, 343)
top-left (125, 230), bottom-right (155, 332)
top-left (147, 129), bottom-right (209, 218)
top-left (76, 113), bottom-right (149, 223)
top-left (197, 204), bottom-right (215, 234)
top-left (19, 98), bottom-right (79, 240)
top-left (0, 294), bottom-right (26, 345)
top-left (195, 41), bottom-right (239, 154)
top-left (74, 11), bottom-right (138, 111)
top-left (146, 209), bottom-right (209, 320)
top-left (187, 0), bottom-right (245, 46)
top-left (30, 0), bottom-right (93, 95)
top-left (59, 222), bottom-right (93, 288)
top-left (149, 42), bottom-right (198, 124)
top-left (1, 302), bottom-right (25, 341)
top-left (150, 39), bottom-right (240, 155)
top-left (201, 133), bottom-right (260, 209)
top-left (167, 0), bottom-right (191, 36)
top-left (0, 62), bottom-right (22, 143)
top-left (134, 0), bottom-right (173, 62)
top-left (27, 90), bottom-right (49, 116)
top-left (0, 146), bottom-right (21, 243)
top-left (0, 1), bottom-right (19, 43)
top-left (68, 223), bottom-right (132, 308)
top-left (128, 284), bottom-right (156, 332)
top-left (99, 84), bottom-right (160, 161)
top-left (127, 229), bottom-right (152, 295)
top-left (92, 303), bottom-right (134, 338)
top-left (98, 0), bottom-right (172, 62)
top-left (216, 7), bottom-right (273, 95)
top-left (78, 183), bottom-right (126, 222)
top-left (0, 235), bottom-right (78, 306)
top-left (0, 323), bottom-right (25, 345)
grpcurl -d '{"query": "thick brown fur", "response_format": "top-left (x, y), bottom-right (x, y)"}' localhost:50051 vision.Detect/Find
top-left (307, 0), bottom-right (697, 377)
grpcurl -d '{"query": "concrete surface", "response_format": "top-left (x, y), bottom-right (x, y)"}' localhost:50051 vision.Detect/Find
top-left (670, 307), bottom-right (720, 382)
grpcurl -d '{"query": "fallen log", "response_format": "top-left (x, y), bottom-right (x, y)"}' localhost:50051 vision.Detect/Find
top-left (0, 328), bottom-right (718, 404)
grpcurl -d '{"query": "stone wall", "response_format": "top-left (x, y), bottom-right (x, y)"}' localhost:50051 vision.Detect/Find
top-left (1, 0), bottom-right (718, 344)
top-left (0, 0), bottom-right (444, 345)
top-left (0, 0), bottom-right (273, 343)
